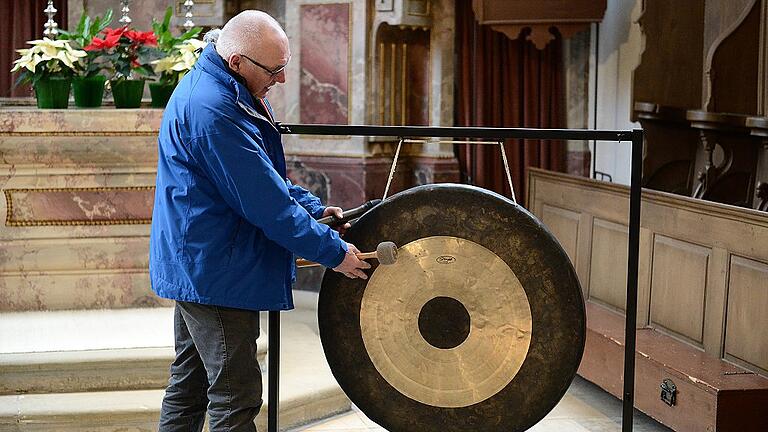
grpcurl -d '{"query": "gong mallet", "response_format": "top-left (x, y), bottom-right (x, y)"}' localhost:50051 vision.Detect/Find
top-left (296, 241), bottom-right (398, 267)
top-left (317, 199), bottom-right (381, 227)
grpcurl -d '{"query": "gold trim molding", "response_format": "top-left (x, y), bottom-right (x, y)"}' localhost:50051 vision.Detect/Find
top-left (0, 131), bottom-right (158, 137)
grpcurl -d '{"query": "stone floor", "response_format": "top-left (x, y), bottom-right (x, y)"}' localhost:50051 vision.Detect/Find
top-left (0, 290), bottom-right (673, 432)
top-left (292, 375), bottom-right (672, 432)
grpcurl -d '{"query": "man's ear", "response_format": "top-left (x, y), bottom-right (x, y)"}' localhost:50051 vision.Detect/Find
top-left (227, 54), bottom-right (241, 73)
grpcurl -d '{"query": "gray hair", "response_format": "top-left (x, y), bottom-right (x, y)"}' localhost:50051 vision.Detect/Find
top-left (215, 10), bottom-right (285, 59)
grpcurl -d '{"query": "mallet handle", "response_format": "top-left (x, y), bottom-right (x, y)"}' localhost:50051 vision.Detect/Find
top-left (296, 251), bottom-right (377, 268)
top-left (317, 199), bottom-right (381, 227)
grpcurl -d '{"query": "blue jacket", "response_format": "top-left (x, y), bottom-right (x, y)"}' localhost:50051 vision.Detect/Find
top-left (149, 44), bottom-right (348, 311)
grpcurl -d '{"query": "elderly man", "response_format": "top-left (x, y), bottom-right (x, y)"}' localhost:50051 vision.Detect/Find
top-left (150, 10), bottom-right (370, 432)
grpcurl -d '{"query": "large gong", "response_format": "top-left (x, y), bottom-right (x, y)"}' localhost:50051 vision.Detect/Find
top-left (318, 184), bottom-right (585, 432)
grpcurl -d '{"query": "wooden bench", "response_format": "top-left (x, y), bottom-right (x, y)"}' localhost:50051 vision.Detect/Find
top-left (581, 302), bottom-right (768, 431)
top-left (527, 168), bottom-right (768, 431)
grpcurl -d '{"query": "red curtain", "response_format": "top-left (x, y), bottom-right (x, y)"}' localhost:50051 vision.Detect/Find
top-left (1, 0), bottom-right (69, 97)
top-left (455, 0), bottom-right (565, 206)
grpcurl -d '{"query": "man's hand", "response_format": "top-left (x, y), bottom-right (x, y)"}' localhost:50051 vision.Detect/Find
top-left (322, 206), bottom-right (352, 235)
top-left (332, 242), bottom-right (371, 279)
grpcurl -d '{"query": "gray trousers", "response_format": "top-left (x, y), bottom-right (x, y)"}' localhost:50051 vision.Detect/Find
top-left (158, 301), bottom-right (263, 432)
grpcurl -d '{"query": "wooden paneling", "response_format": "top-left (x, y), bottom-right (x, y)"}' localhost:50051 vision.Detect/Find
top-left (649, 235), bottom-right (710, 343)
top-left (540, 204), bottom-right (580, 264)
top-left (725, 256), bottom-right (768, 372)
top-left (702, 247), bottom-right (729, 354)
top-left (528, 168), bottom-right (768, 367)
top-left (529, 168), bottom-right (768, 431)
top-left (588, 219), bottom-right (628, 311)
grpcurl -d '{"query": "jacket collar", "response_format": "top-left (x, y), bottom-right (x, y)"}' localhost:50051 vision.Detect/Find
top-left (196, 44), bottom-right (277, 131)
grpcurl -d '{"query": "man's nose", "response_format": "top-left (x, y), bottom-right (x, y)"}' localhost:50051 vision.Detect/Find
top-left (275, 70), bottom-right (286, 84)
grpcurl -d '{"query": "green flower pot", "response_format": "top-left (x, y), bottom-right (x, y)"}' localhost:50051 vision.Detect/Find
top-left (73, 75), bottom-right (106, 108)
top-left (34, 78), bottom-right (72, 109)
top-left (148, 82), bottom-right (176, 108)
top-left (111, 79), bottom-right (145, 108)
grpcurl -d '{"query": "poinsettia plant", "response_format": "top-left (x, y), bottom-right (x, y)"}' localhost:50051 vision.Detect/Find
top-left (85, 26), bottom-right (161, 81)
top-left (10, 38), bottom-right (87, 86)
top-left (152, 38), bottom-right (207, 85)
top-left (57, 9), bottom-right (113, 78)
top-left (151, 7), bottom-right (203, 85)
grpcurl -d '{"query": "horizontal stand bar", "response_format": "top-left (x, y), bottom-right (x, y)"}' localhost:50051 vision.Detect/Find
top-left (277, 123), bottom-right (633, 142)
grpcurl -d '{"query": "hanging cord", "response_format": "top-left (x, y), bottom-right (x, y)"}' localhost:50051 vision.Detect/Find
top-left (382, 137), bottom-right (404, 200)
top-left (380, 137), bottom-right (516, 203)
top-left (498, 139), bottom-right (516, 203)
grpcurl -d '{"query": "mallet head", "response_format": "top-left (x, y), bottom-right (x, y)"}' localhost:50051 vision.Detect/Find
top-left (376, 241), bottom-right (398, 265)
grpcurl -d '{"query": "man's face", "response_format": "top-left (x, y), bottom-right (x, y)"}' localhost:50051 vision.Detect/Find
top-left (229, 32), bottom-right (289, 99)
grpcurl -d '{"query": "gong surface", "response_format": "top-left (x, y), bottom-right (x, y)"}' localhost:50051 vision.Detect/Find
top-left (360, 236), bottom-right (532, 408)
top-left (318, 184), bottom-right (585, 432)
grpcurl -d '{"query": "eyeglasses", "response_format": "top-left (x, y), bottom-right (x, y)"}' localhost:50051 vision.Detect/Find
top-left (240, 54), bottom-right (288, 78)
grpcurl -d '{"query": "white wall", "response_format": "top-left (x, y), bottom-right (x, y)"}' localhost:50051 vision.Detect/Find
top-left (589, 0), bottom-right (643, 185)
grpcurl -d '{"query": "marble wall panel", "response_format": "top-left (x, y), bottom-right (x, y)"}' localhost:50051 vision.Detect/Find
top-left (0, 271), bottom-right (170, 312)
top-left (5, 187), bottom-right (154, 226)
top-left (68, 1), bottom-right (225, 34)
top-left (299, 3), bottom-right (350, 124)
top-left (285, 153), bottom-right (459, 210)
top-left (0, 108), bottom-right (162, 311)
top-left (286, 155), bottom-right (408, 209)
top-left (283, 0), bottom-right (367, 156)
top-left (0, 238), bottom-right (149, 273)
top-left (0, 109), bottom-right (161, 134)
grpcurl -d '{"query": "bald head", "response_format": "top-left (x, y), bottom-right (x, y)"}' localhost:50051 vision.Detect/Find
top-left (216, 10), bottom-right (288, 60)
top-left (214, 10), bottom-right (291, 99)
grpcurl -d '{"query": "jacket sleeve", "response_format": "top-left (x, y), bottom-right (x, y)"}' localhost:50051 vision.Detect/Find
top-left (191, 119), bottom-right (347, 268)
top-left (286, 179), bottom-right (325, 219)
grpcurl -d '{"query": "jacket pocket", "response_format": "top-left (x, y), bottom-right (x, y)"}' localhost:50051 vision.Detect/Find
top-left (227, 219), bottom-right (243, 266)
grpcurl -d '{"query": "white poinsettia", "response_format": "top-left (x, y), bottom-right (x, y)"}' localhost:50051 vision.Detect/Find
top-left (152, 38), bottom-right (207, 75)
top-left (10, 38), bottom-right (86, 74)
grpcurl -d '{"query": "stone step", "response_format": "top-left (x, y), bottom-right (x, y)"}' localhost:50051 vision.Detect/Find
top-left (0, 307), bottom-right (177, 354)
top-left (0, 305), bottom-right (273, 394)
top-left (0, 344), bottom-right (267, 395)
top-left (0, 347), bottom-right (174, 395)
top-left (0, 292), bottom-right (349, 430)
top-left (0, 375), bottom-right (349, 432)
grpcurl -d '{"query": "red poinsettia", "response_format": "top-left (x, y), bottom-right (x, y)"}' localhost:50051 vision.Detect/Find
top-left (85, 26), bottom-right (161, 80)
top-left (104, 27), bottom-right (127, 40)
top-left (84, 32), bottom-right (120, 51)
top-left (125, 30), bottom-right (157, 46)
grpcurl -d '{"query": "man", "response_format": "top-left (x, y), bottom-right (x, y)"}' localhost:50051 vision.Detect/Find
top-left (149, 10), bottom-right (370, 432)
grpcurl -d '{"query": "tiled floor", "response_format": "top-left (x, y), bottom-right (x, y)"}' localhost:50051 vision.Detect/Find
top-left (292, 376), bottom-right (672, 432)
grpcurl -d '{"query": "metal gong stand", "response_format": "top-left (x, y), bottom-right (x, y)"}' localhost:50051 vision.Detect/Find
top-left (266, 124), bottom-right (643, 432)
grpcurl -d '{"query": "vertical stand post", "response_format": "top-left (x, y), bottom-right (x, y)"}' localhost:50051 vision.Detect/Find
top-left (622, 129), bottom-right (644, 431)
top-left (268, 311), bottom-right (280, 432)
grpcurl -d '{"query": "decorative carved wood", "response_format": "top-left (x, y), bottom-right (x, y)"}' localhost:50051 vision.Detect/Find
top-left (703, 0), bottom-right (761, 114)
top-left (634, 103), bottom-right (699, 195)
top-left (633, 0), bottom-right (705, 110)
top-left (688, 110), bottom-right (761, 207)
top-left (471, 0), bottom-right (606, 49)
top-left (747, 116), bottom-right (768, 210)
top-left (632, 0), bottom-right (768, 210)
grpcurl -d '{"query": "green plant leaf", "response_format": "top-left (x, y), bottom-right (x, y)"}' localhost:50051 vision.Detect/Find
top-left (179, 27), bottom-right (202, 41)
top-left (75, 12), bottom-right (87, 34)
top-left (82, 16), bottom-right (92, 42)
